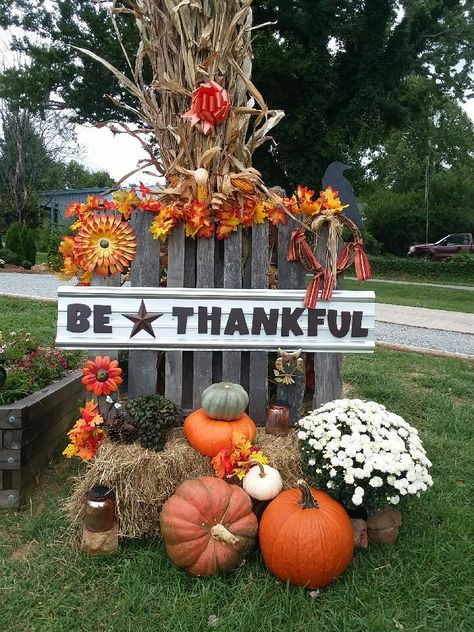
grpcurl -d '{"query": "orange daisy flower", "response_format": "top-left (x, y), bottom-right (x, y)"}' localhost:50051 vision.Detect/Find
top-left (74, 214), bottom-right (137, 276)
top-left (81, 355), bottom-right (123, 397)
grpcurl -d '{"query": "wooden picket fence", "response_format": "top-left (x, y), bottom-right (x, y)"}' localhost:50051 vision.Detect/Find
top-left (126, 211), bottom-right (342, 425)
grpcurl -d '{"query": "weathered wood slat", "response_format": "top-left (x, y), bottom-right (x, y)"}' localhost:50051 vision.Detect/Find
top-left (165, 225), bottom-right (186, 405)
top-left (88, 271), bottom-right (122, 362)
top-left (181, 242), bottom-right (196, 412)
top-left (248, 223), bottom-right (269, 425)
top-left (0, 450), bottom-right (20, 470)
top-left (0, 372), bottom-right (82, 429)
top-left (0, 490), bottom-right (21, 509)
top-left (193, 237), bottom-right (215, 408)
top-left (2, 429), bottom-right (21, 450)
top-left (278, 218), bottom-right (306, 290)
top-left (277, 219), bottom-right (308, 423)
top-left (222, 230), bottom-right (242, 384)
top-left (0, 406), bottom-right (25, 430)
top-left (128, 210), bottom-right (161, 398)
top-left (313, 225), bottom-right (344, 407)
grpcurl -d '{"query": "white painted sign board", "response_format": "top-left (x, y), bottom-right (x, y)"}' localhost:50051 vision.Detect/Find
top-left (56, 286), bottom-right (375, 353)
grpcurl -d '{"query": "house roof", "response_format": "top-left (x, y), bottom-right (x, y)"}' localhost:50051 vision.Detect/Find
top-left (39, 187), bottom-right (113, 199)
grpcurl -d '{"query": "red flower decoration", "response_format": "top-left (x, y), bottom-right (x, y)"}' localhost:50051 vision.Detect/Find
top-left (183, 80), bottom-right (231, 135)
top-left (81, 355), bottom-right (123, 397)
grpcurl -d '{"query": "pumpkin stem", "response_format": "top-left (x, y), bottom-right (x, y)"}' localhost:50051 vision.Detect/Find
top-left (247, 460), bottom-right (266, 478)
top-left (211, 523), bottom-right (240, 547)
top-left (297, 479), bottom-right (319, 509)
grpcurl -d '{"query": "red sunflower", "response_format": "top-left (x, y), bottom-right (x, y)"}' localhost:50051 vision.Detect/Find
top-left (81, 355), bottom-right (123, 397)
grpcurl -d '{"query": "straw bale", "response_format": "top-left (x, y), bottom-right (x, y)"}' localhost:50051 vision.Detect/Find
top-left (64, 428), bottom-right (302, 539)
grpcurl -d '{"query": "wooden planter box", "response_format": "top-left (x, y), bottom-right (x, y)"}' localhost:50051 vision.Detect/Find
top-left (0, 370), bottom-right (83, 509)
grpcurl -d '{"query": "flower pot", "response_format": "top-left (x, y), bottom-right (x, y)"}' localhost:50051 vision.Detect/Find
top-left (367, 507), bottom-right (402, 544)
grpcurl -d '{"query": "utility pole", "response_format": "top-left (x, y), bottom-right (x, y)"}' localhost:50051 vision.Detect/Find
top-left (424, 140), bottom-right (431, 244)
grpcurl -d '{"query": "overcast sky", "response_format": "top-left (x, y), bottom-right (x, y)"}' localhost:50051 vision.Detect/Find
top-left (77, 100), bottom-right (474, 187)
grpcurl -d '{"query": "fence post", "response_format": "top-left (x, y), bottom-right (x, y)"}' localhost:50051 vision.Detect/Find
top-left (313, 225), bottom-right (344, 407)
top-left (165, 224), bottom-right (186, 405)
top-left (248, 223), bottom-right (270, 424)
top-left (192, 237), bottom-right (215, 408)
top-left (127, 210), bottom-right (161, 398)
top-left (222, 230), bottom-right (242, 383)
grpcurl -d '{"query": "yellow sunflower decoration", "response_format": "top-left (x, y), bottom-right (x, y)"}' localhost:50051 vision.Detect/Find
top-left (74, 215), bottom-right (137, 276)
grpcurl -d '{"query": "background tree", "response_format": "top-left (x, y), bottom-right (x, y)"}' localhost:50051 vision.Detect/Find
top-left (0, 0), bottom-right (472, 257)
top-left (0, 100), bottom-right (115, 232)
top-left (363, 78), bottom-right (474, 254)
top-left (57, 161), bottom-right (115, 189)
top-left (0, 106), bottom-right (59, 227)
top-left (0, 1), bottom-right (471, 192)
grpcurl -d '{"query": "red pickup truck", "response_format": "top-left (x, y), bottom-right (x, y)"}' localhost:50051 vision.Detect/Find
top-left (407, 233), bottom-right (474, 259)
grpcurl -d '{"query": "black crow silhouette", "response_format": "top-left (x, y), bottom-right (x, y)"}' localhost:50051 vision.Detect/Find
top-left (322, 162), bottom-right (363, 227)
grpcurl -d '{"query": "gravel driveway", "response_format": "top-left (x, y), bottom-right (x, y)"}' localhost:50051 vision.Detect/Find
top-left (2, 272), bottom-right (473, 356)
top-left (0, 272), bottom-right (75, 299)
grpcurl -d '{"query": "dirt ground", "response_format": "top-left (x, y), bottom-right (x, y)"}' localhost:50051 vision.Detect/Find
top-left (0, 263), bottom-right (52, 275)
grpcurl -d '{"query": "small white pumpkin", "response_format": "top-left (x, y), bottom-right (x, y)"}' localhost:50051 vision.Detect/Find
top-left (201, 382), bottom-right (249, 421)
top-left (243, 463), bottom-right (283, 501)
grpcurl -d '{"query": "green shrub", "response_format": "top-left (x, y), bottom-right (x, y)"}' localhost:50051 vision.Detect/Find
top-left (23, 229), bottom-right (36, 265)
top-left (21, 260), bottom-right (32, 270)
top-left (4, 222), bottom-right (22, 259)
top-left (0, 248), bottom-right (21, 265)
top-left (35, 220), bottom-right (53, 252)
top-left (361, 230), bottom-right (382, 256)
top-left (126, 394), bottom-right (182, 452)
top-left (47, 229), bottom-right (66, 272)
top-left (367, 254), bottom-right (474, 282)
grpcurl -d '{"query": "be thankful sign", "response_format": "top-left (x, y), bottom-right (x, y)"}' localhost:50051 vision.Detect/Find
top-left (56, 287), bottom-right (375, 353)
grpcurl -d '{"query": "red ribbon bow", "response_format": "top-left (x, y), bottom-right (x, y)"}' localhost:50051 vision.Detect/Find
top-left (183, 81), bottom-right (231, 135)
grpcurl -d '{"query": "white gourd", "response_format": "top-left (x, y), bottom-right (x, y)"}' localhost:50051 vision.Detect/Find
top-left (243, 463), bottom-right (283, 501)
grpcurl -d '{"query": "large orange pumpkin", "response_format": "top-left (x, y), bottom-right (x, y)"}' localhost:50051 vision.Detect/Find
top-left (160, 476), bottom-right (258, 576)
top-left (259, 480), bottom-right (354, 588)
top-left (184, 408), bottom-right (256, 457)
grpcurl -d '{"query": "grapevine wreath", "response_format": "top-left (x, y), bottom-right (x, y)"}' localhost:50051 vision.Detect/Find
top-left (288, 212), bottom-right (372, 309)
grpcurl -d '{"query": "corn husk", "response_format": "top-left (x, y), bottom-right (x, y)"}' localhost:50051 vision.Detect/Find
top-left (77, 1), bottom-right (284, 205)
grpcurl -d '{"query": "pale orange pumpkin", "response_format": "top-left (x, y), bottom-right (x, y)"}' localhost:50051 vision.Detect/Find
top-left (160, 476), bottom-right (258, 576)
top-left (259, 480), bottom-right (354, 588)
top-left (184, 408), bottom-right (256, 457)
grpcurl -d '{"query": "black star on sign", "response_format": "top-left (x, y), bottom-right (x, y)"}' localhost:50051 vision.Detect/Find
top-left (122, 300), bottom-right (163, 338)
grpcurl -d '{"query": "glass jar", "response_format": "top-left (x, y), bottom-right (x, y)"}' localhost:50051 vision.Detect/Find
top-left (265, 400), bottom-right (290, 437)
top-left (84, 485), bottom-right (116, 533)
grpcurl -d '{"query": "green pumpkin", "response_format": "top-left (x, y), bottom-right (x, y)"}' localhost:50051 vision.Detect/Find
top-left (201, 382), bottom-right (249, 421)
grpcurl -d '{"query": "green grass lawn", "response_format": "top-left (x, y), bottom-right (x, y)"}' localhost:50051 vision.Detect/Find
top-left (344, 278), bottom-right (474, 313)
top-left (36, 251), bottom-right (48, 265)
top-left (0, 297), bottom-right (58, 345)
top-left (1, 296), bottom-right (473, 630)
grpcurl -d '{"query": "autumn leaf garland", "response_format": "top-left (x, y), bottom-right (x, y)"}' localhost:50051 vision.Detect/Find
top-left (57, 185), bottom-right (348, 283)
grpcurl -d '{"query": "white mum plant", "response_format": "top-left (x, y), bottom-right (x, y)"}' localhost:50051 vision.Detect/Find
top-left (298, 399), bottom-right (433, 513)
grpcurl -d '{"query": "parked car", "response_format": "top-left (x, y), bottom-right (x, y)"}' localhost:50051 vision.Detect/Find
top-left (407, 233), bottom-right (474, 259)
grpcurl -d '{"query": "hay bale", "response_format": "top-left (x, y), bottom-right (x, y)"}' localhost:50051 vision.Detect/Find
top-left (64, 428), bottom-right (302, 539)
top-left (255, 429), bottom-right (304, 488)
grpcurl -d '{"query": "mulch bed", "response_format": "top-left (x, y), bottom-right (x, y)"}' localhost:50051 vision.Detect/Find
top-left (0, 264), bottom-right (52, 275)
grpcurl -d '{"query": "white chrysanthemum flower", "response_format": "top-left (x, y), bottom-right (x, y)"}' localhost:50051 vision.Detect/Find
top-left (299, 399), bottom-right (432, 510)
top-left (369, 476), bottom-right (383, 488)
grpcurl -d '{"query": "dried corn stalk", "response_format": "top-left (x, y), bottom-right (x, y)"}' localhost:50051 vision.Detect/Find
top-left (78, 0), bottom-right (284, 208)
